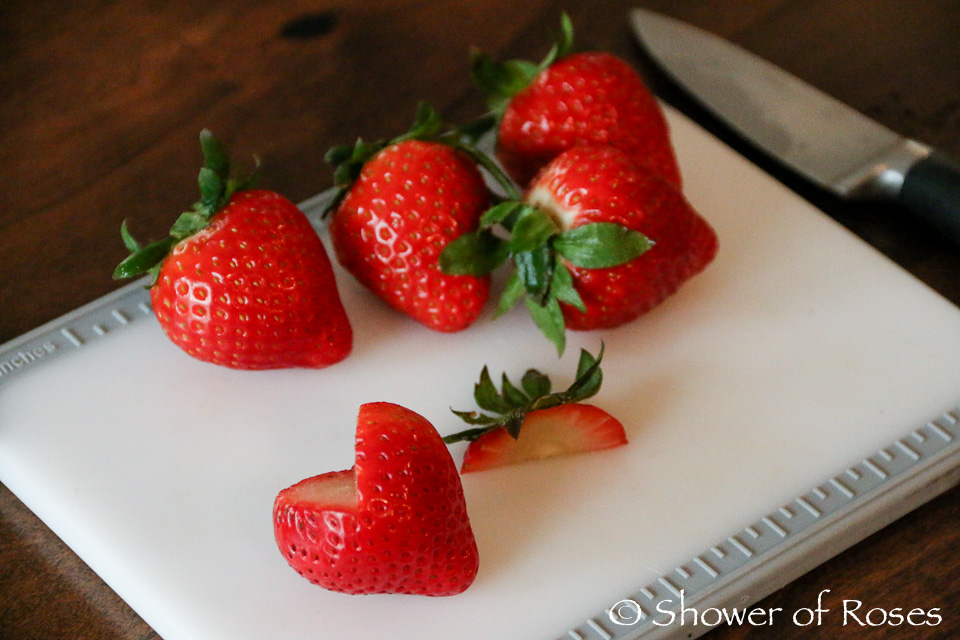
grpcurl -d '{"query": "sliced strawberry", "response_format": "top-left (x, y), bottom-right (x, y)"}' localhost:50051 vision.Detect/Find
top-left (460, 403), bottom-right (627, 472)
top-left (273, 402), bottom-right (479, 596)
top-left (444, 343), bottom-right (627, 472)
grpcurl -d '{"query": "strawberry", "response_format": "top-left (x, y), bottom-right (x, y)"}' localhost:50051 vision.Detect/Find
top-left (442, 145), bottom-right (718, 354)
top-left (444, 343), bottom-right (627, 472)
top-left (114, 130), bottom-right (352, 369)
top-left (472, 13), bottom-right (682, 187)
top-left (324, 104), bottom-right (505, 333)
top-left (273, 402), bottom-right (479, 596)
top-left (528, 145), bottom-right (718, 331)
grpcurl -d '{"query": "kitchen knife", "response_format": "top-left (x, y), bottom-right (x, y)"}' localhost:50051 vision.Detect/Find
top-left (630, 8), bottom-right (960, 244)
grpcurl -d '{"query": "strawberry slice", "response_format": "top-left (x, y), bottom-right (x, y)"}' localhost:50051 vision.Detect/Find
top-left (273, 402), bottom-right (479, 596)
top-left (460, 403), bottom-right (626, 473)
top-left (444, 343), bottom-right (628, 472)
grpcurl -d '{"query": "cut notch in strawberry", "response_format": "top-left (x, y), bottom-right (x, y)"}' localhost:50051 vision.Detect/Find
top-left (443, 343), bottom-right (627, 472)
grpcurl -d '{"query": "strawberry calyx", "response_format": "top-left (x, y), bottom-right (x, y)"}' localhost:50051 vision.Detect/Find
top-left (471, 12), bottom-right (574, 116)
top-left (439, 197), bottom-right (652, 355)
top-left (113, 130), bottom-right (260, 284)
top-left (323, 101), bottom-right (519, 216)
top-left (443, 342), bottom-right (604, 444)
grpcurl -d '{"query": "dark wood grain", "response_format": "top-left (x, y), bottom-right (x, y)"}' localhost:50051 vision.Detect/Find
top-left (2, 1), bottom-right (958, 638)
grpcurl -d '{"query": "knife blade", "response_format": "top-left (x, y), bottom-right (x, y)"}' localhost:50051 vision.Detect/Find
top-left (630, 8), bottom-right (960, 244)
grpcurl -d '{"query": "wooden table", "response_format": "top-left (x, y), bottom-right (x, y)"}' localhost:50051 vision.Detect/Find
top-left (2, 1), bottom-right (958, 638)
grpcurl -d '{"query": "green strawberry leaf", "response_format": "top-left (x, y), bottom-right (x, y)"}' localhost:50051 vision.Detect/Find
top-left (199, 128), bottom-right (230, 178)
top-left (198, 166), bottom-right (224, 211)
top-left (494, 271), bottom-right (525, 318)
top-left (500, 373), bottom-right (530, 408)
top-left (480, 201), bottom-right (524, 228)
top-left (451, 409), bottom-right (500, 427)
top-left (395, 101), bottom-right (446, 142)
top-left (329, 139), bottom-right (376, 186)
top-left (112, 236), bottom-right (177, 280)
top-left (538, 12), bottom-right (575, 71)
top-left (169, 210), bottom-right (210, 240)
top-left (509, 206), bottom-right (560, 254)
top-left (470, 51), bottom-right (540, 114)
top-left (474, 366), bottom-right (517, 414)
top-left (119, 220), bottom-right (140, 253)
top-left (515, 245), bottom-right (555, 304)
top-left (567, 343), bottom-right (604, 401)
top-left (551, 261), bottom-right (586, 312)
top-left (521, 369), bottom-right (551, 397)
top-left (443, 342), bottom-right (606, 444)
top-left (324, 144), bottom-right (354, 166)
top-left (447, 140), bottom-right (521, 201)
top-left (500, 411), bottom-right (527, 439)
top-left (525, 294), bottom-right (566, 356)
top-left (439, 230), bottom-right (509, 276)
top-left (444, 425), bottom-right (496, 442)
top-left (554, 222), bottom-right (653, 268)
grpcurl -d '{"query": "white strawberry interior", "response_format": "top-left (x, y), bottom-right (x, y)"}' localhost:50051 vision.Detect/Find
top-left (287, 469), bottom-right (357, 509)
top-left (518, 406), bottom-right (590, 456)
top-left (514, 404), bottom-right (626, 460)
top-left (526, 184), bottom-right (577, 230)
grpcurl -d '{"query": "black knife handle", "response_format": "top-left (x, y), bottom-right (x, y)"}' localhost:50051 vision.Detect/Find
top-left (899, 151), bottom-right (960, 244)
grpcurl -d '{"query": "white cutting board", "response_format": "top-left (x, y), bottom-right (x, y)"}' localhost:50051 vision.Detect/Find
top-left (3, 108), bottom-right (960, 640)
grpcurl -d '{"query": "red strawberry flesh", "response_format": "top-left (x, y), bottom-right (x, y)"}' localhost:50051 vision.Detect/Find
top-left (273, 402), bottom-right (479, 596)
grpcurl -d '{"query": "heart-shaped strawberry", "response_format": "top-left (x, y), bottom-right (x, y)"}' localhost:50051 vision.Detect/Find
top-left (273, 402), bottom-right (480, 596)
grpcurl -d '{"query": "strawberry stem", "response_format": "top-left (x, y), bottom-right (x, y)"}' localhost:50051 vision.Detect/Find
top-left (445, 135), bottom-right (521, 201)
top-left (113, 129), bottom-right (258, 285)
top-left (443, 342), bottom-right (604, 444)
